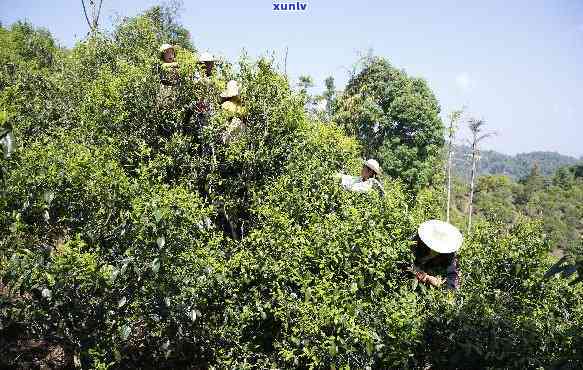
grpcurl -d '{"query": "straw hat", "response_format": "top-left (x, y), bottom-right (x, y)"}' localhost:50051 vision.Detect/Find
top-left (198, 51), bottom-right (215, 62)
top-left (363, 159), bottom-right (382, 176)
top-left (418, 220), bottom-right (463, 254)
top-left (221, 80), bottom-right (240, 98)
top-left (159, 44), bottom-right (174, 53)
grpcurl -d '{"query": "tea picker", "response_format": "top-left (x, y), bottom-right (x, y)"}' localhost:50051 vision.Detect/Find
top-left (408, 220), bottom-right (462, 290)
top-left (195, 51), bottom-right (217, 80)
top-left (158, 43), bottom-right (179, 86)
top-left (334, 159), bottom-right (385, 195)
top-left (220, 80), bottom-right (247, 144)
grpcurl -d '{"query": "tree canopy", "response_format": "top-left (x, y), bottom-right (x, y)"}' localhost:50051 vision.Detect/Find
top-left (334, 56), bottom-right (444, 190)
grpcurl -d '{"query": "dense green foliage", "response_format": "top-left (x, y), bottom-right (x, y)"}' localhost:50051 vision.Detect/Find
top-left (448, 160), bottom-right (583, 289)
top-left (454, 164), bottom-right (583, 253)
top-left (334, 57), bottom-right (444, 190)
top-left (1, 8), bottom-right (582, 369)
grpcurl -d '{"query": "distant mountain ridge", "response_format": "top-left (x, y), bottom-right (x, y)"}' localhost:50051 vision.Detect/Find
top-left (453, 145), bottom-right (582, 181)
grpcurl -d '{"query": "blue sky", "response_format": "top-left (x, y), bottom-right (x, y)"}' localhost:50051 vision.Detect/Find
top-left (1, 0), bottom-right (582, 157)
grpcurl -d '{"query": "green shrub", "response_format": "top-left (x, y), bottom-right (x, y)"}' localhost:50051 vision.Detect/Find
top-left (0, 10), bottom-right (581, 369)
top-left (418, 221), bottom-right (583, 368)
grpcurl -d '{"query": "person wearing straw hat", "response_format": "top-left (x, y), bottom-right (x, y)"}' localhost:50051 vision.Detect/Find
top-left (220, 80), bottom-right (243, 113)
top-left (410, 220), bottom-right (462, 290)
top-left (196, 51), bottom-right (217, 79)
top-left (186, 52), bottom-right (218, 123)
top-left (158, 43), bottom-right (179, 85)
top-left (220, 80), bottom-right (246, 144)
top-left (160, 43), bottom-right (177, 64)
top-left (335, 159), bottom-right (385, 195)
top-left (156, 43), bottom-right (181, 109)
top-left (187, 56), bottom-right (216, 118)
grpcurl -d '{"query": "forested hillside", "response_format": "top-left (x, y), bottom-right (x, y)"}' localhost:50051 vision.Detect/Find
top-left (447, 163), bottom-right (583, 254)
top-left (0, 5), bottom-right (582, 369)
top-left (454, 145), bottom-right (581, 181)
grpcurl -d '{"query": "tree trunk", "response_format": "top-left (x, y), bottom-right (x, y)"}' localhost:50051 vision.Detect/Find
top-left (284, 46), bottom-right (288, 77)
top-left (446, 147), bottom-right (453, 222)
top-left (444, 110), bottom-right (462, 223)
top-left (446, 125), bottom-right (455, 223)
top-left (466, 117), bottom-right (492, 232)
top-left (468, 143), bottom-right (478, 232)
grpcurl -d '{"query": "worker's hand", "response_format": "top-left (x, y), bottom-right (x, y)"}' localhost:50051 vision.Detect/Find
top-left (415, 271), bottom-right (428, 283)
top-left (426, 275), bottom-right (445, 287)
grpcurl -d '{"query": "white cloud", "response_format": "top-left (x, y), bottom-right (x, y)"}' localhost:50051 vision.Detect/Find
top-left (455, 72), bottom-right (473, 92)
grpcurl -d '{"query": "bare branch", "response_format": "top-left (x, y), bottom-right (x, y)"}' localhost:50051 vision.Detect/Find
top-left (81, 0), bottom-right (92, 31)
top-left (477, 131), bottom-right (497, 143)
top-left (81, 0), bottom-right (103, 33)
top-left (95, 0), bottom-right (104, 30)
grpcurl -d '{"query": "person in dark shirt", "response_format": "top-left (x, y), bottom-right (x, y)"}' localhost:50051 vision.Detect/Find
top-left (195, 51), bottom-right (217, 80)
top-left (411, 220), bottom-right (462, 290)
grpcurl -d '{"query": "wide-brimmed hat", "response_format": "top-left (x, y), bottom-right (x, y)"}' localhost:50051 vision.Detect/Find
top-left (418, 220), bottom-right (463, 254)
top-left (363, 159), bottom-right (382, 175)
top-left (198, 51), bottom-right (215, 62)
top-left (221, 80), bottom-right (240, 98)
top-left (159, 44), bottom-right (174, 53)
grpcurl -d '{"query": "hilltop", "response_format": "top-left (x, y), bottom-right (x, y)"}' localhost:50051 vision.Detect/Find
top-left (453, 145), bottom-right (581, 181)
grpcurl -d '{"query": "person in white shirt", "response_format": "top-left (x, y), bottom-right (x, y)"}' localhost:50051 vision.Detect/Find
top-left (335, 159), bottom-right (385, 195)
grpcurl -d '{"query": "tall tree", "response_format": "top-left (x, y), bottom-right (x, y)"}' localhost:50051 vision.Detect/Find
top-left (334, 56), bottom-right (444, 190)
top-left (297, 75), bottom-right (314, 95)
top-left (521, 162), bottom-right (545, 191)
top-left (113, 0), bottom-right (194, 54)
top-left (323, 76), bottom-right (336, 116)
top-left (297, 75), bottom-right (314, 111)
top-left (142, 1), bottom-right (193, 50)
top-left (445, 108), bottom-right (463, 222)
top-left (467, 118), bottom-right (495, 231)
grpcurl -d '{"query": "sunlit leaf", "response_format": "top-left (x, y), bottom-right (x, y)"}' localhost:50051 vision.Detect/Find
top-left (120, 325), bottom-right (131, 341)
top-left (118, 296), bottom-right (127, 308)
top-left (41, 288), bottom-right (52, 299)
top-left (151, 258), bottom-right (160, 273)
top-left (156, 236), bottom-right (165, 248)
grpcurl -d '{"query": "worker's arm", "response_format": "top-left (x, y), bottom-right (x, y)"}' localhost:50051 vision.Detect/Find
top-left (415, 271), bottom-right (445, 287)
top-left (416, 254), bottom-right (459, 289)
top-left (334, 174), bottom-right (361, 188)
top-left (347, 180), bottom-right (373, 193)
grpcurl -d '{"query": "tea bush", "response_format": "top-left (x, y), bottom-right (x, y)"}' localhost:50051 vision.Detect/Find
top-left (0, 7), bottom-right (581, 369)
top-left (418, 220), bottom-right (583, 368)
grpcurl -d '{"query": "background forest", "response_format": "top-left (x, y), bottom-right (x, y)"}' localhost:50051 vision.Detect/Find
top-left (454, 146), bottom-right (581, 180)
top-left (0, 4), bottom-right (582, 369)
